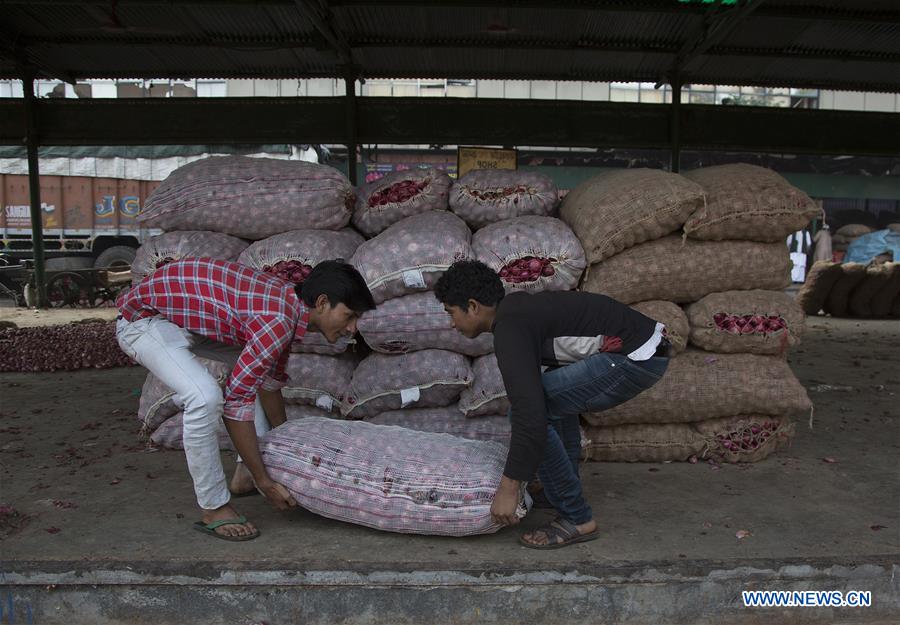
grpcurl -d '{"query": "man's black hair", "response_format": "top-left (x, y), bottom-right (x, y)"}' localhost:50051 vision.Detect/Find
top-left (298, 260), bottom-right (376, 313)
top-left (434, 260), bottom-right (505, 310)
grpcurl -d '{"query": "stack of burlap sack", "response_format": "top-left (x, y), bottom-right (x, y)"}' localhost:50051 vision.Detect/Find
top-left (560, 164), bottom-right (817, 464)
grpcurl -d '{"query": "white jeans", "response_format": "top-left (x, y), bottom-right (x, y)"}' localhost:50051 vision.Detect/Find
top-left (116, 315), bottom-right (271, 510)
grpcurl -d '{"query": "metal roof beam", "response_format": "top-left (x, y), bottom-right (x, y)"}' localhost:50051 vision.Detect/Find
top-left (292, 0), bottom-right (355, 71)
top-left (674, 0), bottom-right (766, 77)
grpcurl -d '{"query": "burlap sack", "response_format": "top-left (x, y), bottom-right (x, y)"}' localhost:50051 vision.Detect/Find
top-left (131, 231), bottom-right (249, 283)
top-left (260, 417), bottom-right (527, 536)
top-left (682, 164), bottom-right (818, 242)
top-left (796, 261), bottom-right (843, 315)
top-left (138, 156), bottom-right (354, 239)
top-left (581, 236), bottom-right (791, 305)
top-left (582, 350), bottom-right (812, 427)
top-left (353, 168), bottom-right (453, 237)
top-left (472, 216), bottom-right (586, 294)
top-left (282, 353), bottom-right (359, 412)
top-left (630, 301), bottom-right (689, 355)
top-left (848, 264), bottom-right (892, 317)
top-left (559, 168), bottom-right (704, 263)
top-left (458, 354), bottom-right (510, 418)
top-left (236, 229), bottom-right (364, 285)
top-left (871, 263), bottom-right (900, 317)
top-left (137, 358), bottom-right (229, 434)
top-left (825, 263), bottom-right (867, 317)
top-left (150, 404), bottom-right (331, 451)
top-left (350, 211), bottom-right (472, 304)
top-left (582, 422), bottom-right (703, 462)
top-left (695, 415), bottom-right (795, 464)
top-left (449, 169), bottom-right (558, 229)
top-left (291, 332), bottom-right (355, 355)
top-left (342, 349), bottom-right (473, 419)
top-left (835, 224), bottom-right (874, 238)
top-left (369, 407), bottom-right (510, 444)
top-left (357, 291), bottom-right (493, 356)
top-left (686, 290), bottom-right (804, 355)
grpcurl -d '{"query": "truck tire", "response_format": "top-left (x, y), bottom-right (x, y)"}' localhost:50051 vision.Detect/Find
top-left (45, 256), bottom-right (93, 271)
top-left (94, 245), bottom-right (137, 269)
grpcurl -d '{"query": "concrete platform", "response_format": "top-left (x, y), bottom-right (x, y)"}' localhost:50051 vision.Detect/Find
top-left (1, 317), bottom-right (898, 624)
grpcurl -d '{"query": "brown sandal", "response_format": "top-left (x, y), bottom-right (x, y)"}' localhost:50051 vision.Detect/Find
top-left (519, 517), bottom-right (598, 550)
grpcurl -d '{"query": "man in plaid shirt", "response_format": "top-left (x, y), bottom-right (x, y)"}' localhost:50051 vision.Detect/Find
top-left (117, 257), bottom-right (375, 541)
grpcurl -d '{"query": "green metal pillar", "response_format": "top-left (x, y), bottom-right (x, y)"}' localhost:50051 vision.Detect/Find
top-left (22, 66), bottom-right (48, 308)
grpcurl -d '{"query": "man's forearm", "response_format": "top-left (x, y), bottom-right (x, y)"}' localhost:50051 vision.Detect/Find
top-left (258, 388), bottom-right (287, 428)
top-left (223, 419), bottom-right (269, 484)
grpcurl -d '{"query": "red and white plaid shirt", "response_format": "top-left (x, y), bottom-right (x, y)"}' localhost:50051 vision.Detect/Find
top-left (118, 258), bottom-right (309, 422)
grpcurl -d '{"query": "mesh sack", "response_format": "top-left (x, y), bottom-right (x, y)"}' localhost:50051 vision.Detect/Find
top-left (342, 349), bottom-right (473, 419)
top-left (369, 407), bottom-right (511, 444)
top-left (350, 211), bottom-right (472, 304)
top-left (357, 291), bottom-right (493, 356)
top-left (848, 264), bottom-right (893, 317)
top-left (581, 236), bottom-right (791, 305)
top-left (353, 168), bottom-right (452, 237)
top-left (871, 263), bottom-right (900, 317)
top-left (449, 169), bottom-right (558, 229)
top-left (582, 422), bottom-right (703, 462)
top-left (137, 358), bottom-right (229, 434)
top-left (472, 216), bottom-right (586, 294)
top-left (131, 231), bottom-right (249, 283)
top-left (695, 415), bottom-right (795, 463)
top-left (582, 350), bottom-right (812, 427)
top-left (283, 352), bottom-right (359, 413)
top-left (630, 301), bottom-right (689, 355)
top-left (686, 290), bottom-right (805, 355)
top-left (682, 164), bottom-right (819, 242)
top-left (260, 417), bottom-right (526, 535)
top-left (559, 168), bottom-right (705, 263)
top-left (237, 229), bottom-right (364, 286)
top-left (458, 354), bottom-right (510, 418)
top-left (796, 261), bottom-right (843, 315)
top-left (824, 263), bottom-right (867, 317)
top-left (291, 332), bottom-right (355, 355)
top-left (138, 156), bottom-right (354, 239)
top-left (150, 404), bottom-right (332, 451)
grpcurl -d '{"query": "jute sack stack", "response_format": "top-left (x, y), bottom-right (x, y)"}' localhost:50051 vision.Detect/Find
top-left (581, 350), bottom-right (812, 427)
top-left (449, 170), bottom-right (558, 229)
top-left (685, 290), bottom-right (804, 355)
top-left (871, 263), bottom-right (900, 317)
top-left (682, 164), bottom-right (819, 242)
top-left (342, 349), bottom-right (473, 420)
top-left (237, 229), bottom-right (364, 286)
top-left (796, 261), bottom-right (843, 315)
top-left (559, 168), bottom-right (705, 263)
top-left (369, 407), bottom-right (510, 444)
top-left (260, 417), bottom-right (528, 535)
top-left (848, 264), bottom-right (893, 318)
top-left (138, 156), bottom-right (354, 239)
top-left (582, 415), bottom-right (794, 463)
top-left (353, 168), bottom-right (453, 237)
top-left (630, 301), bottom-right (689, 354)
top-left (357, 291), bottom-right (493, 357)
top-left (824, 263), bottom-right (867, 317)
top-left (472, 216), bottom-right (586, 294)
top-left (131, 231), bottom-right (249, 283)
top-left (580, 235), bottom-right (791, 305)
top-left (150, 405), bottom-right (331, 451)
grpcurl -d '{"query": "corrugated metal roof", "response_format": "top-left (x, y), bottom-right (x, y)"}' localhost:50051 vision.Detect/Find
top-left (0, 0), bottom-right (897, 91)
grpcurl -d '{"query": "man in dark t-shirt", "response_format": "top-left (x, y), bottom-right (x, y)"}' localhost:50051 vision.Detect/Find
top-left (435, 260), bottom-right (670, 549)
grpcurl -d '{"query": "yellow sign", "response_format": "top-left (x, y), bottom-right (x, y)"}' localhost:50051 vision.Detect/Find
top-left (456, 147), bottom-right (517, 179)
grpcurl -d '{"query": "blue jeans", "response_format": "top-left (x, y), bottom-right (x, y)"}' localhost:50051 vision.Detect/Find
top-left (529, 353), bottom-right (669, 525)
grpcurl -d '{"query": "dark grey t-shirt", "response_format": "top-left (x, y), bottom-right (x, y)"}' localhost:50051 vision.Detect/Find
top-left (492, 291), bottom-right (661, 481)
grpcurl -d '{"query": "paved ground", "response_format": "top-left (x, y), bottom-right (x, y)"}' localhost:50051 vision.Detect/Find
top-left (1, 316), bottom-right (898, 624)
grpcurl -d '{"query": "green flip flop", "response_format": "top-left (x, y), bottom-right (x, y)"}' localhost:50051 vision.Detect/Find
top-left (193, 515), bottom-right (260, 542)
